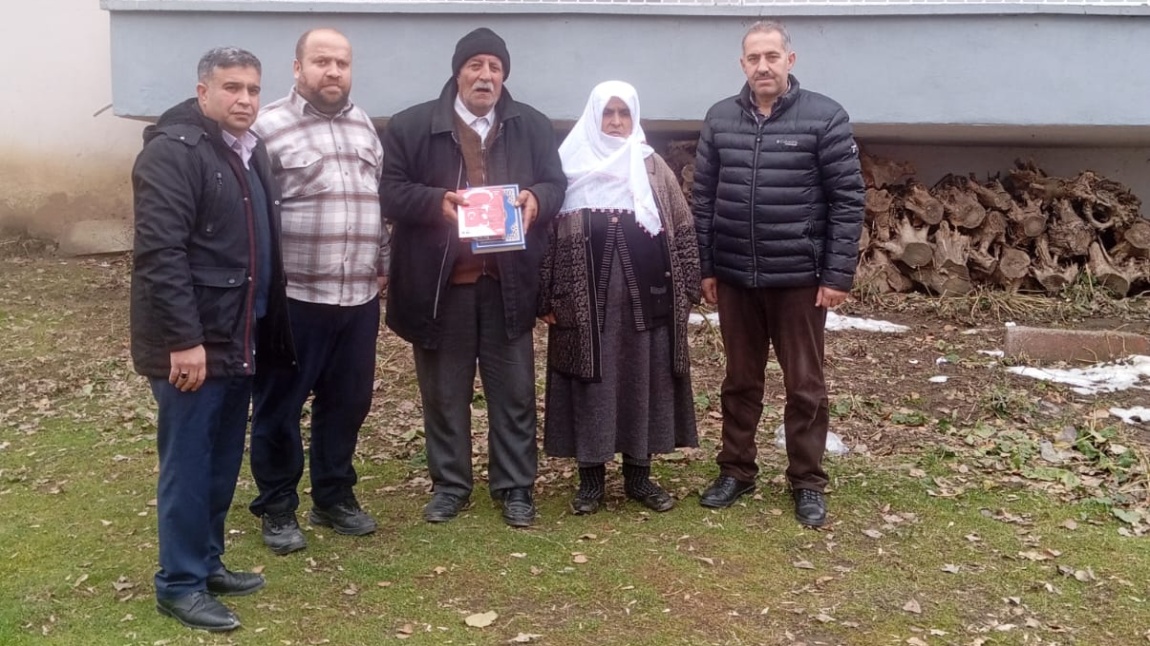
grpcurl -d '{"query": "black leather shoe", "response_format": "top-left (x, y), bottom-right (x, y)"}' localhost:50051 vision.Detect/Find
top-left (793, 488), bottom-right (827, 528)
top-left (699, 475), bottom-right (755, 508)
top-left (156, 591), bottom-right (240, 632)
top-left (495, 488), bottom-right (536, 527)
top-left (206, 568), bottom-right (265, 597)
top-left (570, 492), bottom-right (604, 515)
top-left (628, 487), bottom-right (675, 513)
top-left (261, 511), bottom-right (306, 555)
top-left (309, 498), bottom-right (377, 536)
top-left (423, 492), bottom-right (470, 523)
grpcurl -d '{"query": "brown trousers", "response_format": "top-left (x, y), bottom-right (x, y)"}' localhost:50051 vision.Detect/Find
top-left (715, 282), bottom-right (829, 492)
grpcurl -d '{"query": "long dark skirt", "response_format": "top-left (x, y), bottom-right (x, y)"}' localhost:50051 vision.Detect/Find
top-left (543, 253), bottom-right (698, 464)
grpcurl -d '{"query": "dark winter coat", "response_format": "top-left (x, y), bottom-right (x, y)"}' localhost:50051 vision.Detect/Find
top-left (379, 79), bottom-right (567, 349)
top-left (692, 76), bottom-right (865, 292)
top-left (130, 99), bottom-right (295, 378)
top-left (539, 154), bottom-right (701, 381)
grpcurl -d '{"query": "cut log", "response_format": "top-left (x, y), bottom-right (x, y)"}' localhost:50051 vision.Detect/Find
top-left (1005, 196), bottom-right (1047, 239)
top-left (880, 217), bottom-right (933, 269)
top-left (1005, 159), bottom-right (1063, 205)
top-left (860, 152), bottom-right (914, 189)
top-left (865, 188), bottom-right (894, 217)
top-left (967, 177), bottom-right (1013, 212)
top-left (968, 210), bottom-right (1006, 281)
top-left (858, 225), bottom-right (871, 254)
top-left (992, 247), bottom-right (1031, 292)
top-left (1046, 199), bottom-right (1094, 258)
top-left (936, 185), bottom-right (987, 229)
top-left (910, 221), bottom-right (972, 295)
top-left (902, 182), bottom-right (944, 226)
top-left (1087, 241), bottom-right (1138, 298)
top-left (1032, 235), bottom-right (1079, 293)
top-left (1111, 218), bottom-right (1150, 261)
top-left (680, 164), bottom-right (695, 203)
top-left (1066, 170), bottom-right (1141, 232)
top-left (971, 209), bottom-right (1007, 253)
top-left (663, 140), bottom-right (697, 180)
top-left (855, 248), bottom-right (914, 294)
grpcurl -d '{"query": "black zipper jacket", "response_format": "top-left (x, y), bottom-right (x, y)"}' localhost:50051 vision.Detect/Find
top-left (130, 99), bottom-right (295, 377)
top-left (693, 76), bottom-right (865, 292)
top-left (380, 79), bottom-right (567, 349)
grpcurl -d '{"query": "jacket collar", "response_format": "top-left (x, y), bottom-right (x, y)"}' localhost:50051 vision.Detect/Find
top-left (736, 74), bottom-right (801, 118)
top-left (430, 77), bottom-right (522, 135)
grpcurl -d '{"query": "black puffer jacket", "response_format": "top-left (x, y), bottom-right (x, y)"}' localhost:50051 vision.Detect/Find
top-left (130, 99), bottom-right (295, 378)
top-left (693, 76), bottom-right (865, 292)
top-left (379, 79), bottom-right (567, 349)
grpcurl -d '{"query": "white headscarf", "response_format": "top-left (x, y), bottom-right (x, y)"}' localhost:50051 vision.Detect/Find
top-left (558, 80), bottom-right (662, 236)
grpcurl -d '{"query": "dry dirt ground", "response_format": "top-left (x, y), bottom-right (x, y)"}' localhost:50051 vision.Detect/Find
top-left (3, 237), bottom-right (1148, 520)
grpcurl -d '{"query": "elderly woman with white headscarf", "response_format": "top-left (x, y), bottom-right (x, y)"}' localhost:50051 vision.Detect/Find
top-left (539, 81), bottom-right (700, 515)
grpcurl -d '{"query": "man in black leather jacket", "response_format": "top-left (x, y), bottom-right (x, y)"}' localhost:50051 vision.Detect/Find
top-left (130, 46), bottom-right (294, 632)
top-left (379, 28), bottom-right (566, 528)
top-left (692, 20), bottom-right (865, 528)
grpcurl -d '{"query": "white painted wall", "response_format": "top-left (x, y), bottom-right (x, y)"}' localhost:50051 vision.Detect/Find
top-left (0, 0), bottom-right (142, 235)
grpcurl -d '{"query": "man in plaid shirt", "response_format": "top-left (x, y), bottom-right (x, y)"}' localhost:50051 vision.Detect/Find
top-left (248, 28), bottom-right (389, 555)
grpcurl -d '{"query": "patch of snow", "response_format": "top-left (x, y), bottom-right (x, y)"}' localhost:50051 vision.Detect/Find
top-left (978, 350), bottom-right (1005, 358)
top-left (826, 311), bottom-right (908, 333)
top-left (929, 376), bottom-right (949, 384)
top-left (1110, 406), bottom-right (1150, 425)
top-left (688, 311), bottom-right (908, 334)
top-left (1007, 355), bottom-right (1150, 395)
top-left (774, 423), bottom-right (849, 456)
top-left (687, 311), bottom-right (720, 326)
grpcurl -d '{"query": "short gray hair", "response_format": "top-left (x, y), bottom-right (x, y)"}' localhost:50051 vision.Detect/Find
top-left (197, 47), bottom-right (262, 82)
top-left (743, 20), bottom-right (792, 52)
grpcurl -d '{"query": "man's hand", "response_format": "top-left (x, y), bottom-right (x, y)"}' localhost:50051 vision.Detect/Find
top-left (516, 190), bottom-right (539, 232)
top-left (377, 275), bottom-right (389, 295)
top-left (701, 278), bottom-right (718, 306)
top-left (540, 312), bottom-right (557, 325)
top-left (816, 286), bottom-right (849, 309)
top-left (442, 191), bottom-right (467, 225)
top-left (169, 345), bottom-right (207, 392)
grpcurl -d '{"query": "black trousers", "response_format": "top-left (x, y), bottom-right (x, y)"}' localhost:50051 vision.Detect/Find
top-left (413, 277), bottom-right (538, 498)
top-left (715, 283), bottom-right (830, 492)
top-left (249, 297), bottom-right (379, 515)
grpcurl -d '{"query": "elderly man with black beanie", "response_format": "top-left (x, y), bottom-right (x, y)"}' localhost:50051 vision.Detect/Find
top-left (380, 28), bottom-right (566, 527)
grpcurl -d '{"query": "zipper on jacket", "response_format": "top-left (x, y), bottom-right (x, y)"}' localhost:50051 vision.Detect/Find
top-left (748, 118), bottom-right (765, 288)
top-left (432, 151), bottom-right (466, 319)
top-left (242, 176), bottom-right (257, 375)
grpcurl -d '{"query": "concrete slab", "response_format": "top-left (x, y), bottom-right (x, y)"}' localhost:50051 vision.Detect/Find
top-left (1004, 325), bottom-right (1150, 363)
top-left (57, 219), bottom-right (133, 256)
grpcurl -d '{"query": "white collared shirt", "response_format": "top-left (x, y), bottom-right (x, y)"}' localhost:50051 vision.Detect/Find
top-left (220, 129), bottom-right (258, 170)
top-left (454, 94), bottom-right (496, 140)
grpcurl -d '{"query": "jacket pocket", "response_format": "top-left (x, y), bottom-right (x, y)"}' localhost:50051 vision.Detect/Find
top-left (191, 266), bottom-right (248, 344)
top-left (275, 150), bottom-right (330, 199)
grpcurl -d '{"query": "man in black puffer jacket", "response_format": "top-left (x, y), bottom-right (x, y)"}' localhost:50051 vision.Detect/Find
top-left (379, 28), bottom-right (566, 528)
top-left (693, 20), bottom-right (864, 528)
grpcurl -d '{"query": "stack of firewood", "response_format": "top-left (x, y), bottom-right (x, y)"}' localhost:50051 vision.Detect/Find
top-left (658, 140), bottom-right (1149, 298)
top-left (858, 154), bottom-right (1149, 297)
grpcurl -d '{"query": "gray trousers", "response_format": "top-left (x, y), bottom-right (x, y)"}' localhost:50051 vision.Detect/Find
top-left (413, 277), bottom-right (538, 498)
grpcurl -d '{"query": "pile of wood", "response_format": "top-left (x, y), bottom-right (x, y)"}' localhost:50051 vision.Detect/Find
top-left (858, 154), bottom-right (1149, 297)
top-left (657, 139), bottom-right (1149, 298)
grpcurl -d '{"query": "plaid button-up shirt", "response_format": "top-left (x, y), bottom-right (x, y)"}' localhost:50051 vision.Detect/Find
top-left (254, 88), bottom-right (389, 306)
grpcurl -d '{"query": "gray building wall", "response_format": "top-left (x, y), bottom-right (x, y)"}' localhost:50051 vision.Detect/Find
top-left (97, 1), bottom-right (1150, 216)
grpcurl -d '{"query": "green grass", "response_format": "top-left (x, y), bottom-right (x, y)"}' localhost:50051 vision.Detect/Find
top-left (2, 256), bottom-right (1149, 645)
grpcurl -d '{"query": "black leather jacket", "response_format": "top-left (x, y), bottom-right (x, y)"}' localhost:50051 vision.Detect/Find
top-left (693, 76), bottom-right (865, 292)
top-left (379, 80), bottom-right (567, 349)
top-left (130, 99), bottom-right (295, 377)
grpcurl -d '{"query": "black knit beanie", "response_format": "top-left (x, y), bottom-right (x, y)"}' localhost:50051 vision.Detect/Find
top-left (451, 28), bottom-right (510, 80)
